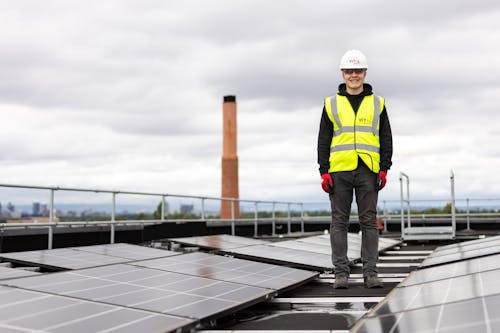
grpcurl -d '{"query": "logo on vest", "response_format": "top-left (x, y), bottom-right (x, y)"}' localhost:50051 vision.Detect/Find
top-left (357, 117), bottom-right (371, 125)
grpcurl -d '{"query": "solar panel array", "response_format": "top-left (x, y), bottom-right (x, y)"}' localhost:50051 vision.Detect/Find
top-left (351, 236), bottom-right (500, 332)
top-left (172, 233), bottom-right (400, 271)
top-left (0, 243), bottom-right (317, 333)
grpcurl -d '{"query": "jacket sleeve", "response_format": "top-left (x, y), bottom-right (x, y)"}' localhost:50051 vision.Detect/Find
top-left (379, 106), bottom-right (393, 172)
top-left (317, 106), bottom-right (333, 175)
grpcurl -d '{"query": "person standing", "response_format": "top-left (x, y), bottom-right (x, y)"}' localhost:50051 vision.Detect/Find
top-left (317, 50), bottom-right (393, 289)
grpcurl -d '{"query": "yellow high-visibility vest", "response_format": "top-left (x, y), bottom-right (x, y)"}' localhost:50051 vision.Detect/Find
top-left (324, 94), bottom-right (384, 173)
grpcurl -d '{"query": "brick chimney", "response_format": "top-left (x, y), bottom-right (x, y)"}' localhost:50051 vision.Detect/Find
top-left (221, 95), bottom-right (239, 219)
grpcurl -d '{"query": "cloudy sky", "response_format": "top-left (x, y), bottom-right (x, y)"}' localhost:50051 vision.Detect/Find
top-left (1, 0), bottom-right (500, 210)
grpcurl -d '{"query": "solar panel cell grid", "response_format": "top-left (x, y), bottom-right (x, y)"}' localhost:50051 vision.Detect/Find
top-left (132, 252), bottom-right (317, 290)
top-left (229, 243), bottom-right (333, 270)
top-left (73, 243), bottom-right (178, 260)
top-left (2, 264), bottom-right (272, 320)
top-left (0, 266), bottom-right (40, 280)
top-left (370, 269), bottom-right (500, 316)
top-left (401, 253), bottom-right (500, 287)
top-left (170, 235), bottom-right (268, 249)
top-left (421, 245), bottom-right (500, 268)
top-left (0, 286), bottom-right (193, 333)
top-left (352, 294), bottom-right (500, 333)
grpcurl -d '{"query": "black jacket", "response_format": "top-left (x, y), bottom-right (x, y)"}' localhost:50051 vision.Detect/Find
top-left (317, 83), bottom-right (393, 175)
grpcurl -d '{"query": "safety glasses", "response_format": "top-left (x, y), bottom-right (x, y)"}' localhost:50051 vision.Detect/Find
top-left (342, 68), bottom-right (365, 74)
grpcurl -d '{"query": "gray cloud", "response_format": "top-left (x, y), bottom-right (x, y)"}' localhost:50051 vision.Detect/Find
top-left (1, 0), bottom-right (500, 204)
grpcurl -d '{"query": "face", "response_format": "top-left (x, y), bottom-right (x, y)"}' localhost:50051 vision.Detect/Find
top-left (342, 68), bottom-right (367, 93)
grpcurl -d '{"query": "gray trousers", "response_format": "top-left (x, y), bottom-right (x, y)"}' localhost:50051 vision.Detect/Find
top-left (329, 163), bottom-right (379, 276)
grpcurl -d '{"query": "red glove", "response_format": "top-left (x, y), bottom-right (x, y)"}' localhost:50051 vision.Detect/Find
top-left (377, 171), bottom-right (387, 190)
top-left (321, 173), bottom-right (334, 193)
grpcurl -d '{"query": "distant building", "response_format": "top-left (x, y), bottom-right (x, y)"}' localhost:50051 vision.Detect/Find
top-left (180, 204), bottom-right (194, 215)
top-left (7, 202), bottom-right (15, 212)
top-left (40, 204), bottom-right (49, 216)
top-left (33, 202), bottom-right (41, 216)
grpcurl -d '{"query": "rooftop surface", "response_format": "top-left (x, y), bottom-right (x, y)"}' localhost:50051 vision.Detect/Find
top-left (0, 230), bottom-right (499, 332)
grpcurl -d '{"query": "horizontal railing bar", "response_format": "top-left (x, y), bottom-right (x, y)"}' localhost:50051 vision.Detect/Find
top-left (0, 183), bottom-right (301, 205)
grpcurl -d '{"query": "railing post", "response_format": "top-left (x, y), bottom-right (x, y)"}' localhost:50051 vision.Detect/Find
top-left (254, 201), bottom-right (258, 237)
top-left (231, 199), bottom-right (235, 236)
top-left (399, 172), bottom-right (410, 239)
top-left (161, 195), bottom-right (166, 221)
top-left (272, 202), bottom-right (276, 237)
top-left (287, 203), bottom-right (291, 235)
top-left (49, 188), bottom-right (55, 223)
top-left (300, 203), bottom-right (304, 233)
top-left (450, 170), bottom-right (456, 238)
top-left (201, 197), bottom-right (205, 220)
top-left (400, 174), bottom-right (404, 238)
top-left (466, 198), bottom-right (470, 230)
top-left (48, 188), bottom-right (55, 249)
top-left (110, 192), bottom-right (116, 244)
top-left (383, 200), bottom-right (388, 232)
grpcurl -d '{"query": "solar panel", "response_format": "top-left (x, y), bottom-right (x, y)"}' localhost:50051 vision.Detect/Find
top-left (433, 235), bottom-right (500, 253)
top-left (0, 248), bottom-right (126, 270)
top-left (228, 244), bottom-right (333, 270)
top-left (2, 263), bottom-right (273, 321)
top-left (0, 266), bottom-right (40, 280)
top-left (73, 243), bottom-right (179, 261)
top-left (420, 242), bottom-right (500, 268)
top-left (350, 292), bottom-right (500, 333)
top-left (169, 234), bottom-right (268, 250)
top-left (401, 253), bottom-right (500, 287)
top-left (270, 239), bottom-right (333, 255)
top-left (0, 285), bottom-right (194, 333)
top-left (0, 244), bottom-right (179, 270)
top-left (131, 251), bottom-right (318, 290)
top-left (223, 234), bottom-right (399, 271)
top-left (351, 255), bottom-right (500, 333)
top-left (367, 268), bottom-right (500, 316)
top-left (428, 235), bottom-right (500, 257)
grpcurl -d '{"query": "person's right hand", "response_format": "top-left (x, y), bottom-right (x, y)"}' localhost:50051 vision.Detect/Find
top-left (321, 173), bottom-right (334, 193)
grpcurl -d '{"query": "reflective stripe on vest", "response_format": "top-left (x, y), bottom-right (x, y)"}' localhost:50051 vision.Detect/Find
top-left (324, 94), bottom-right (384, 173)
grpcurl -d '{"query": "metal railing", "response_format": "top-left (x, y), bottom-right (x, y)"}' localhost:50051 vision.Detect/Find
top-left (1, 181), bottom-right (500, 249)
top-left (0, 183), bottom-right (304, 249)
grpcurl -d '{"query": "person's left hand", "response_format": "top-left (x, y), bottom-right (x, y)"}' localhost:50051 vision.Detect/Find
top-left (377, 171), bottom-right (387, 191)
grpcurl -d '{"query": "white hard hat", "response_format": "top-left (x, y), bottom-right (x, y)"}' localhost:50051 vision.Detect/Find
top-left (339, 49), bottom-right (368, 69)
